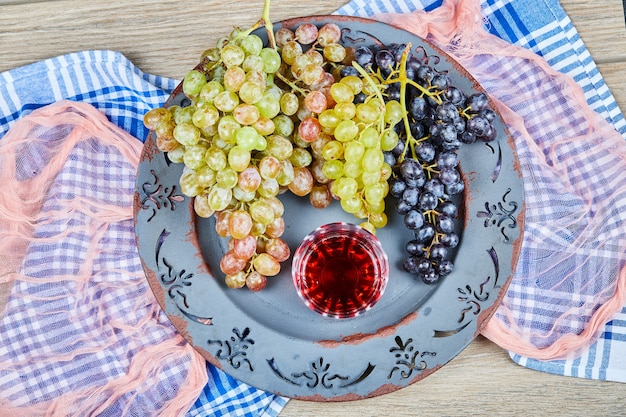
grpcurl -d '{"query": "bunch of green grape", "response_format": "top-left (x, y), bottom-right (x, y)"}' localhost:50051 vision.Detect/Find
top-left (144, 18), bottom-right (399, 291)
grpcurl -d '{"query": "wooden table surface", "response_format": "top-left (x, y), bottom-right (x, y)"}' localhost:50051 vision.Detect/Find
top-left (1, 0), bottom-right (626, 416)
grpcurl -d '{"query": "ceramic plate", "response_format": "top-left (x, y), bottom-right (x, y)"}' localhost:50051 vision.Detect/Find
top-left (134, 15), bottom-right (524, 401)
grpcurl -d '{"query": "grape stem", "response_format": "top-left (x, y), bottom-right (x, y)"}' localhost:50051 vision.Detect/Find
top-left (351, 61), bottom-right (387, 134)
top-left (261, 0), bottom-right (277, 49)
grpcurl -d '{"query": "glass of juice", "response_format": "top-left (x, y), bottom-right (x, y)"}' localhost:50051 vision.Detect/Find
top-left (292, 222), bottom-right (389, 319)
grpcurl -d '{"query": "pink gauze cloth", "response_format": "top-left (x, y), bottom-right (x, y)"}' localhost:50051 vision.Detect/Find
top-left (0, 100), bottom-right (208, 415)
top-left (377, 0), bottom-right (626, 360)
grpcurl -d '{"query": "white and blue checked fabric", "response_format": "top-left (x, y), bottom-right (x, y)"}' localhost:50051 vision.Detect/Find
top-left (1, 0), bottom-right (625, 414)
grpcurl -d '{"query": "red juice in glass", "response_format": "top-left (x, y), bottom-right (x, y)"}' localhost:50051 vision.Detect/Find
top-left (292, 222), bottom-right (389, 319)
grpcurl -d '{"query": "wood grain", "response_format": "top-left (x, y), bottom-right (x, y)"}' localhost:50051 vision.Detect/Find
top-left (1, 0), bottom-right (626, 416)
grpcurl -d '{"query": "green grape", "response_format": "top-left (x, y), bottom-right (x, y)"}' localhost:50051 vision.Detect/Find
top-left (253, 253), bottom-right (280, 277)
top-left (201, 47), bottom-right (221, 62)
top-left (359, 126), bottom-right (379, 148)
top-left (210, 65), bottom-right (226, 84)
top-left (240, 34), bottom-right (264, 56)
top-left (260, 48), bottom-right (281, 73)
top-left (262, 196), bottom-right (285, 218)
top-left (340, 75), bottom-right (363, 95)
top-left (318, 109), bottom-right (340, 129)
top-left (323, 43), bottom-right (346, 63)
top-left (343, 161), bottom-right (362, 178)
top-left (321, 159), bottom-right (343, 180)
top-left (200, 123), bottom-right (218, 138)
top-left (180, 169), bottom-right (205, 197)
top-left (281, 41), bottom-right (302, 65)
top-left (183, 144), bottom-right (208, 170)
top-left (224, 66), bottom-right (246, 92)
top-left (221, 44), bottom-right (246, 67)
top-left (289, 147), bottom-right (313, 167)
top-left (334, 120), bottom-right (359, 142)
top-left (266, 135), bottom-right (293, 160)
top-left (306, 50), bottom-right (324, 68)
top-left (291, 54), bottom-right (312, 79)
top-left (198, 80), bottom-right (224, 103)
top-left (356, 102), bottom-right (379, 124)
top-left (243, 55), bottom-right (265, 73)
top-left (249, 200), bottom-right (274, 225)
top-left (300, 64), bottom-right (324, 86)
top-left (208, 186), bottom-right (232, 211)
top-left (384, 100), bottom-right (404, 125)
top-left (361, 170), bottom-right (380, 187)
top-left (329, 82), bottom-right (354, 103)
top-left (333, 177), bottom-right (358, 199)
top-left (310, 134), bottom-right (331, 159)
top-left (322, 140), bottom-right (343, 160)
top-left (239, 81), bottom-right (265, 104)
top-left (276, 160), bottom-right (295, 186)
top-left (214, 90), bottom-right (240, 112)
top-left (359, 221), bottom-right (376, 235)
top-left (217, 115), bottom-right (241, 142)
top-left (216, 167), bottom-right (239, 189)
top-left (250, 221), bottom-right (267, 237)
top-left (298, 106), bottom-right (314, 123)
top-left (259, 155), bottom-right (281, 179)
top-left (253, 134), bottom-right (267, 151)
top-left (173, 106), bottom-right (194, 125)
top-left (225, 271), bottom-right (247, 289)
top-left (143, 107), bottom-right (171, 130)
top-left (279, 92), bottom-right (299, 116)
top-left (364, 182), bottom-right (386, 205)
top-left (369, 212), bottom-right (387, 228)
top-left (182, 70), bottom-right (207, 97)
top-left (380, 162), bottom-right (392, 182)
top-left (246, 69), bottom-right (266, 85)
top-left (205, 147), bottom-right (228, 171)
top-left (334, 102), bottom-right (356, 120)
top-left (252, 117), bottom-right (275, 136)
top-left (255, 91), bottom-right (281, 119)
top-left (265, 83), bottom-right (283, 100)
top-left (257, 178), bottom-right (280, 198)
top-left (194, 194), bottom-right (215, 218)
top-left (380, 129), bottom-right (399, 152)
top-left (362, 148), bottom-right (384, 172)
top-left (173, 122), bottom-right (200, 146)
top-left (228, 145), bottom-right (251, 172)
top-left (168, 146), bottom-right (185, 163)
top-left (196, 165), bottom-right (217, 187)
top-left (233, 186), bottom-right (256, 202)
top-left (367, 198), bottom-right (386, 215)
top-left (233, 103), bottom-right (261, 125)
top-left (340, 195), bottom-right (363, 214)
top-left (344, 141), bottom-right (365, 163)
top-left (192, 102), bottom-right (220, 129)
top-left (273, 114), bottom-right (295, 137)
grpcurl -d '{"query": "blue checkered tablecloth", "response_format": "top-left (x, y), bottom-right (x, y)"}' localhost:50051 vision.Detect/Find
top-left (1, 0), bottom-right (624, 415)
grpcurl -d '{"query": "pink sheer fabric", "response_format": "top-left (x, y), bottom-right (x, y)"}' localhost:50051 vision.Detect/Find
top-left (378, 0), bottom-right (626, 359)
top-left (0, 101), bottom-right (207, 415)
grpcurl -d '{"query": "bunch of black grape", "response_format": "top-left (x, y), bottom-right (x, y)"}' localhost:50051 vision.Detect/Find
top-left (343, 43), bottom-right (497, 284)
